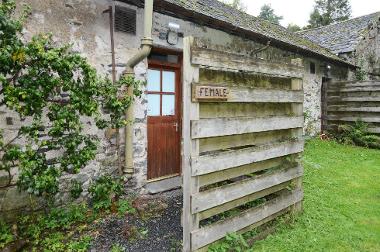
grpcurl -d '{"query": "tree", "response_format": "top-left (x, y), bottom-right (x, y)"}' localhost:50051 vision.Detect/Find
top-left (221, 0), bottom-right (247, 12)
top-left (258, 4), bottom-right (283, 25)
top-left (0, 1), bottom-right (141, 203)
top-left (308, 0), bottom-right (351, 28)
top-left (287, 23), bottom-right (302, 32)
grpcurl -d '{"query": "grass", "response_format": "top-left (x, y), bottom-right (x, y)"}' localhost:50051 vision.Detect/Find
top-left (253, 139), bottom-right (380, 252)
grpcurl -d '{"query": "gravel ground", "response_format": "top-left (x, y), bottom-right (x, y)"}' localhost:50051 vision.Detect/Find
top-left (91, 189), bottom-right (183, 252)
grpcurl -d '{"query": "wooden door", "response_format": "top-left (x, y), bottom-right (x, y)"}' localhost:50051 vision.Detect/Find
top-left (147, 60), bottom-right (181, 180)
top-left (321, 77), bottom-right (330, 133)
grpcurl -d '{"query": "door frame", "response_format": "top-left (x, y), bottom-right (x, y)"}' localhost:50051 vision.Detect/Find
top-left (321, 76), bottom-right (330, 133)
top-left (146, 48), bottom-right (183, 181)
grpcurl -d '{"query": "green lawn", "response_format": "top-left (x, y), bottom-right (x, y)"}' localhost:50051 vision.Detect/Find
top-left (254, 139), bottom-right (380, 252)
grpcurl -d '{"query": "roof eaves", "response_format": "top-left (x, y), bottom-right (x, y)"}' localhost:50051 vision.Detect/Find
top-left (120, 0), bottom-right (357, 68)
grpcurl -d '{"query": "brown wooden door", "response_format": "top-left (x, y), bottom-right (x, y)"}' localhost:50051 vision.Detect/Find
top-left (147, 61), bottom-right (181, 180)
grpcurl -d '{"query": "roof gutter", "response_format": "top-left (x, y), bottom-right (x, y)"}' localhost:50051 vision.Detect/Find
top-left (124, 0), bottom-right (153, 176)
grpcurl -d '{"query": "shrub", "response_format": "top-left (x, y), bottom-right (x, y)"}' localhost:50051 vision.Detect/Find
top-left (70, 180), bottom-right (83, 199)
top-left (88, 175), bottom-right (123, 211)
top-left (0, 221), bottom-right (14, 249)
top-left (16, 204), bottom-right (92, 251)
top-left (117, 199), bottom-right (136, 217)
top-left (335, 120), bottom-right (380, 149)
top-left (209, 232), bottom-right (250, 252)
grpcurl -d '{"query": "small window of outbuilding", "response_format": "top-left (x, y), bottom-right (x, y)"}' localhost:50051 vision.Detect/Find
top-left (114, 6), bottom-right (136, 35)
top-left (310, 62), bottom-right (316, 74)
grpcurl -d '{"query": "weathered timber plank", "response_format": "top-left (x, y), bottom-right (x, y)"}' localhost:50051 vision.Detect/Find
top-left (195, 207), bottom-right (290, 252)
top-left (191, 189), bottom-right (303, 250)
top-left (198, 157), bottom-right (285, 187)
top-left (327, 116), bottom-right (380, 123)
top-left (236, 207), bottom-right (289, 236)
top-left (199, 129), bottom-right (294, 154)
top-left (327, 81), bottom-right (380, 87)
top-left (182, 36), bottom-right (201, 252)
top-left (192, 116), bottom-right (304, 139)
top-left (199, 103), bottom-right (293, 119)
top-left (191, 47), bottom-right (303, 78)
top-left (290, 77), bottom-right (303, 212)
top-left (192, 166), bottom-right (302, 213)
top-left (328, 97), bottom-right (380, 102)
top-left (368, 127), bottom-right (380, 134)
top-left (192, 84), bottom-right (303, 103)
top-left (327, 86), bottom-right (380, 92)
top-left (192, 140), bottom-right (304, 176)
top-left (198, 182), bottom-right (291, 221)
top-left (327, 106), bottom-right (380, 113)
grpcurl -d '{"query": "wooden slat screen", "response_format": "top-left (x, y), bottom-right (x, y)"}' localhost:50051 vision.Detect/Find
top-left (325, 80), bottom-right (380, 134)
top-left (182, 37), bottom-right (305, 251)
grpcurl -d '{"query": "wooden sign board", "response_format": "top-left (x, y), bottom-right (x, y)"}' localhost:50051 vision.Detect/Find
top-left (193, 85), bottom-right (230, 101)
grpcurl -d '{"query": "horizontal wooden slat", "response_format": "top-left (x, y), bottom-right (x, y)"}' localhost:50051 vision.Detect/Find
top-left (198, 182), bottom-right (291, 221)
top-left (198, 157), bottom-right (284, 187)
top-left (192, 116), bottom-right (304, 139)
top-left (191, 47), bottom-right (303, 78)
top-left (191, 189), bottom-right (303, 250)
top-left (193, 84), bottom-right (303, 103)
top-left (327, 116), bottom-right (380, 123)
top-left (198, 181), bottom-right (291, 220)
top-left (328, 81), bottom-right (379, 87)
top-left (192, 166), bottom-right (302, 213)
top-left (195, 208), bottom-right (290, 252)
top-left (368, 127), bottom-right (380, 134)
top-left (327, 106), bottom-right (380, 113)
top-left (328, 96), bottom-right (380, 102)
top-left (199, 129), bottom-right (294, 154)
top-left (192, 140), bottom-right (304, 176)
top-left (328, 86), bottom-right (380, 92)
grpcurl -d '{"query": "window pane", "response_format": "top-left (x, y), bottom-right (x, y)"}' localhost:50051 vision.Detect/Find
top-left (162, 95), bottom-right (175, 116)
top-left (167, 55), bottom-right (179, 64)
top-left (147, 69), bottom-right (160, 91)
top-left (162, 71), bottom-right (175, 92)
top-left (147, 94), bottom-right (160, 116)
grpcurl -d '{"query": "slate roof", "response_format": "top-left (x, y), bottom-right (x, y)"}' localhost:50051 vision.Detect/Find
top-left (298, 12), bottom-right (380, 54)
top-left (123, 0), bottom-right (355, 67)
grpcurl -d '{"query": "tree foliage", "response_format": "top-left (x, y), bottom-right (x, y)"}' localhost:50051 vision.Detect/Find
top-left (221, 0), bottom-right (247, 12)
top-left (258, 4), bottom-right (283, 25)
top-left (308, 0), bottom-right (352, 28)
top-left (287, 23), bottom-right (302, 32)
top-left (0, 1), bottom-right (141, 202)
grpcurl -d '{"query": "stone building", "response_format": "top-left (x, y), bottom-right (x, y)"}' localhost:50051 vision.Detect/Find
top-left (300, 12), bottom-right (380, 79)
top-left (1, 0), bottom-right (356, 218)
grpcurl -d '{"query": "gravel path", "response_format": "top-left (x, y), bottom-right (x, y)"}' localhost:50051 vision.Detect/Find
top-left (91, 190), bottom-right (183, 252)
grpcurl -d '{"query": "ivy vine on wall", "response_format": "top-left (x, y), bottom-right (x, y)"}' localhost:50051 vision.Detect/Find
top-left (0, 1), bottom-right (142, 203)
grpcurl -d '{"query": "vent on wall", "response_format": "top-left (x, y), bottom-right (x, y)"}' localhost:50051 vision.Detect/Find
top-left (114, 6), bottom-right (136, 35)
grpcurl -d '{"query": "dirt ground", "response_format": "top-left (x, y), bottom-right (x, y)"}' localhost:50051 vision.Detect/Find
top-left (91, 189), bottom-right (183, 252)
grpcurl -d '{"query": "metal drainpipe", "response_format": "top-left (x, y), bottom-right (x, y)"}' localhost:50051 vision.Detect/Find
top-left (124, 0), bottom-right (154, 176)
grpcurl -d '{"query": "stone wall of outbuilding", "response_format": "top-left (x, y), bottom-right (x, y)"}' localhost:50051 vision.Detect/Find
top-left (355, 16), bottom-right (380, 79)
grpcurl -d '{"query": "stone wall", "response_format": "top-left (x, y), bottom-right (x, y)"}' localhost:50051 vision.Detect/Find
top-left (0, 0), bottom-right (350, 218)
top-left (355, 15), bottom-right (380, 79)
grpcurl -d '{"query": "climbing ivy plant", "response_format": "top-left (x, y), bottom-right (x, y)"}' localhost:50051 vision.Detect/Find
top-left (0, 1), bottom-right (142, 202)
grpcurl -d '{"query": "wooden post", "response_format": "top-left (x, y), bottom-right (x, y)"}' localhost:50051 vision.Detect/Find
top-left (183, 37), bottom-right (200, 252)
top-left (290, 58), bottom-right (304, 213)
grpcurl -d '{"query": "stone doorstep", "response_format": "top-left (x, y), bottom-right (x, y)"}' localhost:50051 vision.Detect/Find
top-left (144, 175), bottom-right (181, 194)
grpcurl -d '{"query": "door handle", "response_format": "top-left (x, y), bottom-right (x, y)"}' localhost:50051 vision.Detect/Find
top-left (174, 122), bottom-right (179, 132)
